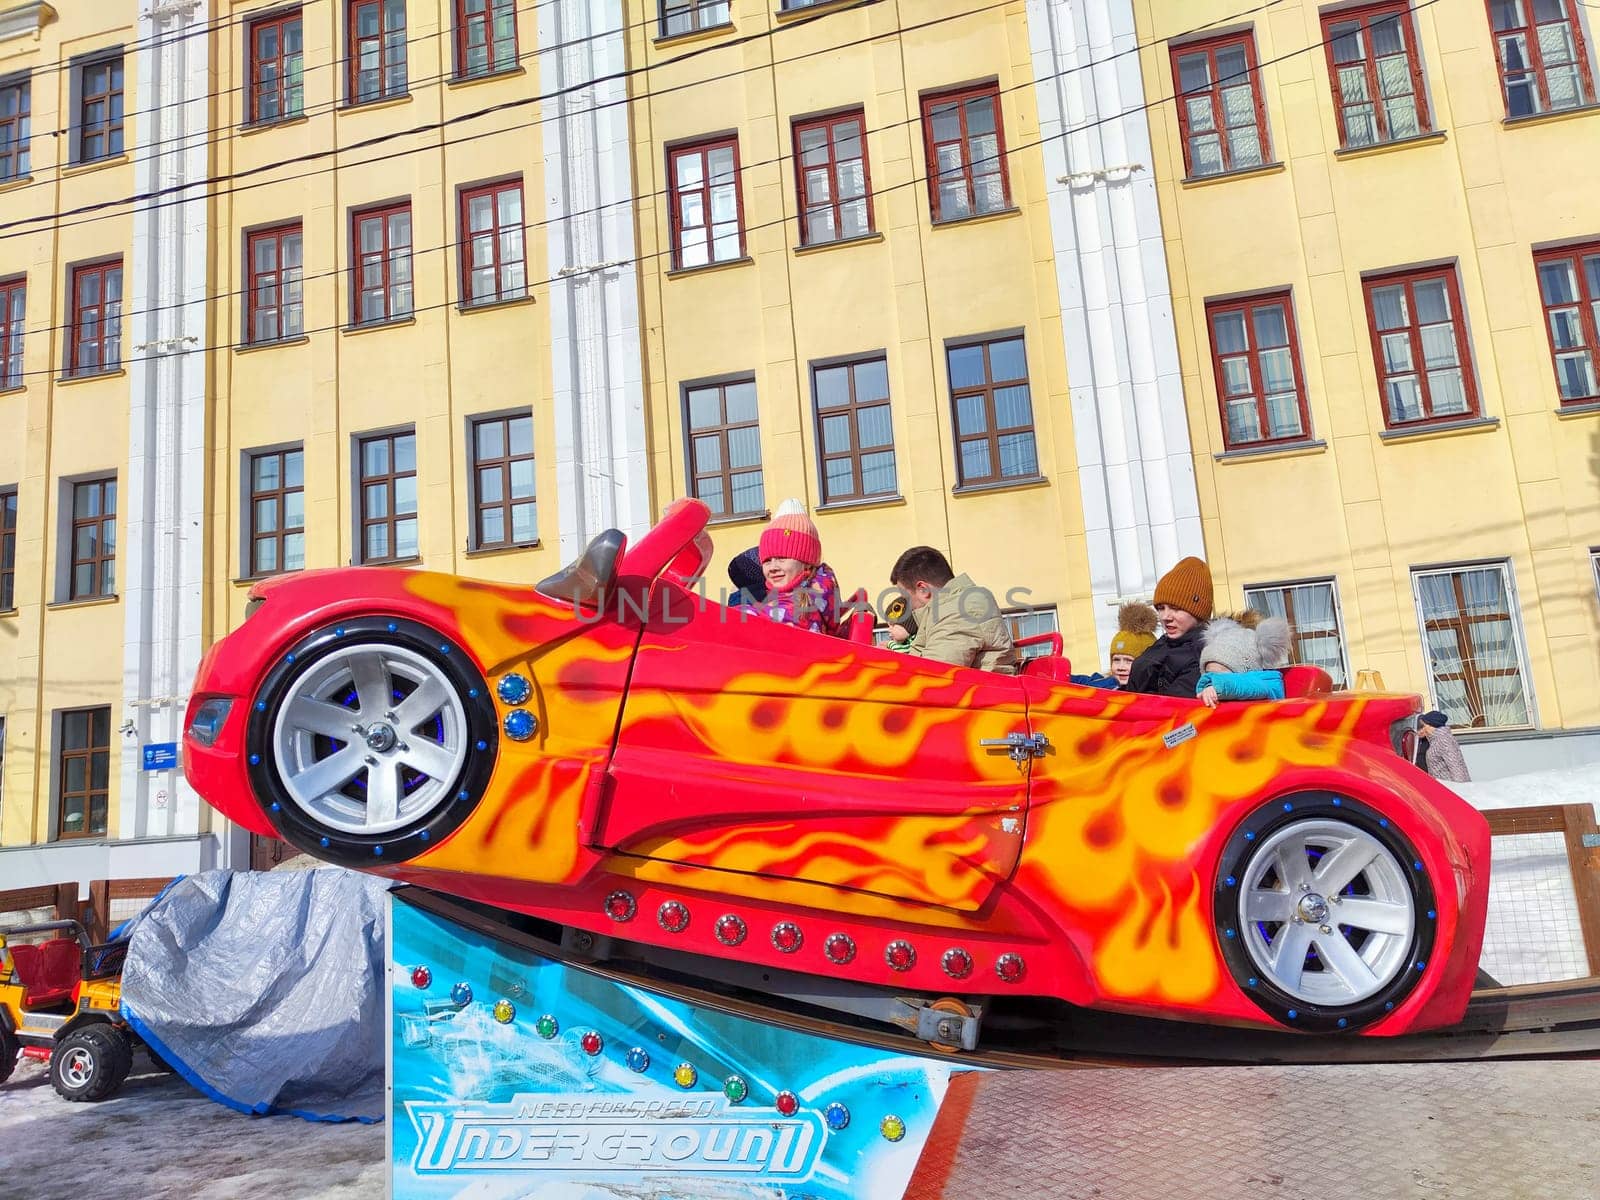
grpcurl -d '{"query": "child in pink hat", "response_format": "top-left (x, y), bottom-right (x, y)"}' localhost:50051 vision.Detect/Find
top-left (755, 500), bottom-right (844, 636)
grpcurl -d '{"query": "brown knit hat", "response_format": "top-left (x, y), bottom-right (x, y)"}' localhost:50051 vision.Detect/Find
top-left (1108, 602), bottom-right (1158, 660)
top-left (1152, 556), bottom-right (1214, 621)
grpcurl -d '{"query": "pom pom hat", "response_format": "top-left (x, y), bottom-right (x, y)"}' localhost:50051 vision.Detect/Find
top-left (758, 499), bottom-right (822, 568)
top-left (1202, 615), bottom-right (1292, 674)
top-left (1108, 602), bottom-right (1158, 660)
top-left (1151, 556), bottom-right (1214, 622)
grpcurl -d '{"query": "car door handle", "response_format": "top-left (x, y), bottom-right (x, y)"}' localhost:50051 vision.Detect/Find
top-left (978, 732), bottom-right (1050, 767)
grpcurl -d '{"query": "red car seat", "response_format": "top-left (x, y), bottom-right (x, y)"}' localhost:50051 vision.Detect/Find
top-left (8, 938), bottom-right (80, 1007)
top-left (1015, 632), bottom-right (1073, 681)
top-left (1281, 665), bottom-right (1334, 698)
top-left (839, 588), bottom-right (875, 645)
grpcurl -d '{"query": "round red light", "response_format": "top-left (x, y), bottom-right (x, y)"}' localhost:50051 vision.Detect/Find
top-left (995, 952), bottom-right (1026, 983)
top-left (658, 901), bottom-right (690, 933)
top-left (941, 947), bottom-right (974, 980)
top-left (885, 940), bottom-right (916, 972)
top-left (715, 914), bottom-right (747, 946)
top-left (603, 890), bottom-right (636, 922)
top-left (410, 965), bottom-right (432, 989)
top-left (771, 922), bottom-right (803, 953)
top-left (581, 1031), bottom-right (603, 1055)
top-left (775, 1090), bottom-right (799, 1116)
top-left (823, 933), bottom-right (856, 965)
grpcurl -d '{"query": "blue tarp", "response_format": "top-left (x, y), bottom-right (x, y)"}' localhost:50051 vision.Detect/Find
top-left (116, 867), bottom-right (391, 1122)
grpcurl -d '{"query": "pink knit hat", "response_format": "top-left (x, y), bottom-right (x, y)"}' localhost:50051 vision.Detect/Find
top-left (758, 499), bottom-right (821, 567)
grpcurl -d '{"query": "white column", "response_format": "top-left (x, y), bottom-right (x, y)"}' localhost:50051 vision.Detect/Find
top-left (538, 0), bottom-right (653, 559)
top-left (119, 0), bottom-right (211, 847)
top-left (1026, 0), bottom-right (1203, 649)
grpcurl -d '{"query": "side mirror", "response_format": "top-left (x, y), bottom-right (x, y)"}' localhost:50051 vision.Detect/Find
top-left (537, 529), bottom-right (626, 611)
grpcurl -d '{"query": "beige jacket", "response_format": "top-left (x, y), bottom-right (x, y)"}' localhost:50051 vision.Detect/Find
top-left (904, 574), bottom-right (1020, 674)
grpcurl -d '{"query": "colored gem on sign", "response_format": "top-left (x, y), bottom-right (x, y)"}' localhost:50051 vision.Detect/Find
top-left (475, 740), bottom-right (488, 752)
top-left (411, 965), bottom-right (432, 990)
top-left (880, 1115), bottom-right (906, 1143)
top-left (255, 701), bottom-right (266, 712)
top-left (503, 709), bottom-right (538, 741)
top-left (1245, 831), bottom-right (1255, 841)
top-left (1427, 910), bottom-right (1436, 920)
top-left (941, 947), bottom-right (973, 980)
top-left (723, 1075), bottom-right (749, 1103)
top-left (249, 754), bottom-right (260, 765)
top-left (775, 1091), bottom-right (799, 1116)
top-left (270, 802), bottom-right (280, 811)
top-left (496, 673), bottom-right (532, 705)
top-left (1331, 797), bottom-right (1342, 807)
top-left (1287, 1009), bottom-right (1298, 1020)
top-left (1413, 860), bottom-right (1423, 871)
top-left (319, 837), bottom-right (330, 848)
top-left (771, 922), bottom-right (803, 953)
top-left (1337, 1018), bottom-right (1348, 1028)
top-left (450, 982), bottom-right (473, 1006)
top-left (580, 1031), bottom-right (603, 1056)
top-left (1225, 876), bottom-right (1236, 887)
top-left (373, 846), bottom-right (384, 857)
top-left (386, 622), bottom-right (397, 633)
top-left (674, 1063), bottom-right (699, 1089)
top-left (1282, 802), bottom-right (1293, 812)
top-left (493, 999), bottom-right (516, 1024)
top-left (535, 1014), bottom-right (558, 1039)
top-left (714, 914), bottom-right (747, 946)
top-left (626, 1047), bottom-right (650, 1073)
top-left (823, 933), bottom-right (855, 965)
top-left (994, 953), bottom-right (1026, 984)
top-left (604, 890), bottom-right (637, 922)
top-left (824, 1102), bottom-right (851, 1131)
top-left (657, 900), bottom-right (690, 934)
top-left (884, 940), bottom-right (916, 972)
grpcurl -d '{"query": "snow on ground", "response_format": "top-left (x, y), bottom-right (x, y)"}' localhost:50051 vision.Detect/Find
top-left (0, 1056), bottom-right (384, 1200)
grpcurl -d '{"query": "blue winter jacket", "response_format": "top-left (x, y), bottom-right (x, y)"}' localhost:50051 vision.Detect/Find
top-left (1196, 670), bottom-right (1285, 702)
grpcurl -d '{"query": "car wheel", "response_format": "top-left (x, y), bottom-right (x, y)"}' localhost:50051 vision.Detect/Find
top-left (51, 1024), bottom-right (133, 1102)
top-left (1214, 793), bottom-right (1436, 1033)
top-left (246, 617), bottom-right (499, 868)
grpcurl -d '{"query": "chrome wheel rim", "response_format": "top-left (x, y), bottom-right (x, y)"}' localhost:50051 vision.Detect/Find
top-left (271, 644), bottom-right (467, 835)
top-left (61, 1047), bottom-right (95, 1088)
top-left (1238, 817), bottom-right (1415, 1006)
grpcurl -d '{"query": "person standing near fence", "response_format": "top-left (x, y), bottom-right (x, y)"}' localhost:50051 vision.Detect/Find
top-left (1417, 711), bottom-right (1472, 783)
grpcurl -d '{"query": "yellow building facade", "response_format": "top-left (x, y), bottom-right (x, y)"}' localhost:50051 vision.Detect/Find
top-left (1137, 0), bottom-right (1600, 763)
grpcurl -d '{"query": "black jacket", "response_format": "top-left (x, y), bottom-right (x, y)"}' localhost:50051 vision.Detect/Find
top-left (1125, 625), bottom-right (1206, 699)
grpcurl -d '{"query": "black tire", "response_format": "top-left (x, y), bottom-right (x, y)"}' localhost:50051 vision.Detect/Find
top-left (244, 617), bottom-right (500, 868)
top-left (1213, 792), bottom-right (1437, 1033)
top-left (0, 1025), bottom-right (18, 1086)
top-left (50, 1024), bottom-right (133, 1102)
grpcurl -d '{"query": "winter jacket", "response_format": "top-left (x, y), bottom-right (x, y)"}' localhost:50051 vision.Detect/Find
top-left (1125, 625), bottom-right (1206, 698)
top-left (1196, 670), bottom-right (1286, 702)
top-left (1070, 672), bottom-right (1121, 690)
top-left (1421, 725), bottom-right (1472, 783)
top-left (901, 574), bottom-right (1020, 674)
top-left (758, 563), bottom-right (845, 636)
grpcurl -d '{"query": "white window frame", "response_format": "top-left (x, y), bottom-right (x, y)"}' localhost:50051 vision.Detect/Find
top-left (1242, 577), bottom-right (1351, 688)
top-left (1005, 604), bottom-right (1059, 660)
top-left (1408, 559), bottom-right (1537, 731)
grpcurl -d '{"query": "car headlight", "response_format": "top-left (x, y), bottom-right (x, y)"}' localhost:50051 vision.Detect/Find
top-left (187, 698), bottom-right (233, 747)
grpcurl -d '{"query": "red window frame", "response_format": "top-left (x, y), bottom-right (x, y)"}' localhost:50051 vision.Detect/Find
top-left (1320, 2), bottom-right (1432, 148)
top-left (0, 486), bottom-right (16, 611)
top-left (684, 378), bottom-right (763, 519)
top-left (348, 0), bottom-right (407, 104)
top-left (1534, 240), bottom-right (1600, 407)
top-left (1205, 292), bottom-right (1313, 450)
top-left (0, 77), bottom-right (29, 180)
top-left (0, 276), bottom-right (22, 389)
top-left (67, 259), bottom-right (122, 377)
top-left (454, 0), bottom-right (518, 79)
top-left (1169, 32), bottom-right (1271, 178)
top-left (57, 706), bottom-right (111, 840)
top-left (1486, 0), bottom-right (1597, 117)
top-left (1361, 266), bottom-right (1481, 430)
top-left (245, 223), bottom-right (304, 344)
top-left (352, 202), bottom-right (413, 325)
top-left (248, 8), bottom-right (304, 124)
top-left (77, 56), bottom-right (124, 162)
top-left (667, 136), bottom-right (745, 270)
top-left (459, 179), bottom-right (526, 306)
top-left (69, 476), bottom-right (116, 601)
top-left (247, 447), bottom-right (305, 578)
top-left (470, 412), bottom-right (537, 549)
top-left (947, 336), bottom-right (1040, 487)
top-left (357, 430), bottom-right (418, 564)
top-left (812, 355), bottom-right (897, 505)
top-left (793, 110), bottom-right (874, 246)
top-left (920, 82), bottom-right (1011, 223)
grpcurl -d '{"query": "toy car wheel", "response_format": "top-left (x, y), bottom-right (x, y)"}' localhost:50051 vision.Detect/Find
top-left (50, 1024), bottom-right (133, 1102)
top-left (0, 1025), bottom-right (18, 1085)
top-left (246, 618), bottom-right (499, 867)
top-left (1214, 794), bottom-right (1436, 1033)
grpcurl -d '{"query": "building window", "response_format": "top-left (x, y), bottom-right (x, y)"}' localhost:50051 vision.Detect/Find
top-left (249, 9), bottom-right (304, 124)
top-left (947, 336), bottom-right (1039, 487)
top-left (352, 202), bottom-right (413, 325)
top-left (455, 0), bottom-right (517, 79)
top-left (1170, 33), bottom-right (1269, 178)
top-left (67, 260), bottom-right (122, 377)
top-left (1321, 3), bottom-right (1432, 149)
top-left (794, 110), bottom-right (873, 246)
top-left (1412, 562), bottom-right (1532, 728)
top-left (1534, 241), bottom-right (1600, 406)
top-left (471, 413), bottom-right (536, 549)
top-left (0, 277), bottom-right (22, 388)
top-left (247, 448), bottom-right (305, 577)
top-left (1207, 292), bottom-right (1311, 448)
top-left (669, 137), bottom-right (743, 270)
top-left (245, 224), bottom-right (304, 344)
top-left (76, 55), bottom-right (124, 162)
top-left (1488, 0), bottom-right (1596, 118)
top-left (1362, 266), bottom-right (1479, 429)
top-left (684, 379), bottom-right (762, 519)
top-left (1591, 547), bottom-right (1600, 605)
top-left (660, 0), bottom-right (730, 38)
top-left (0, 77), bottom-right (29, 181)
top-left (921, 83), bottom-right (1010, 222)
top-left (1244, 580), bottom-right (1350, 687)
top-left (358, 431), bottom-right (417, 563)
top-left (68, 477), bottom-right (116, 601)
top-left (0, 487), bottom-right (15, 611)
top-left (812, 356), bottom-right (896, 505)
top-left (349, 0), bottom-right (407, 104)
top-left (57, 707), bottom-right (110, 840)
top-left (1006, 606), bottom-right (1059, 661)
top-left (460, 179), bottom-right (526, 306)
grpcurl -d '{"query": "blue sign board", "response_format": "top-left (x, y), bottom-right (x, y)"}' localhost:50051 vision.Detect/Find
top-left (142, 742), bottom-right (179, 771)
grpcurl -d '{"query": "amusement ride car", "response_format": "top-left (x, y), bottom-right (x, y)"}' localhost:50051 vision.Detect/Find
top-left (183, 498), bottom-right (1489, 1046)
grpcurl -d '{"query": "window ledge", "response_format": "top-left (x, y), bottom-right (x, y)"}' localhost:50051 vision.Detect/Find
top-left (1378, 415), bottom-right (1500, 444)
top-left (1214, 438), bottom-right (1327, 464)
top-left (1554, 399), bottom-right (1600, 419)
top-left (61, 153), bottom-right (130, 178)
top-left (667, 255), bottom-right (755, 279)
top-left (464, 541), bottom-right (542, 560)
top-left (234, 334), bottom-right (309, 355)
top-left (55, 368), bottom-right (126, 386)
top-left (931, 206), bottom-right (1021, 230)
top-left (654, 20), bottom-right (735, 49)
top-left (1333, 130), bottom-right (1448, 160)
top-left (1503, 102), bottom-right (1600, 130)
top-left (339, 92), bottom-right (412, 115)
top-left (457, 293), bottom-right (536, 315)
top-left (47, 594), bottom-right (120, 611)
top-left (448, 66), bottom-right (527, 89)
top-left (343, 316), bottom-right (416, 337)
top-left (0, 608), bottom-right (17, 618)
top-left (952, 475), bottom-right (1050, 498)
top-left (794, 231), bottom-right (883, 257)
top-left (774, 0), bottom-right (857, 20)
top-left (240, 115), bottom-right (309, 137)
top-left (706, 510), bottom-right (770, 529)
top-left (0, 174), bottom-right (34, 195)
top-left (355, 556), bottom-right (422, 569)
top-left (0, 383), bottom-right (26, 396)
top-left (816, 493), bottom-right (906, 515)
top-left (1181, 161), bottom-right (1286, 188)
